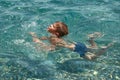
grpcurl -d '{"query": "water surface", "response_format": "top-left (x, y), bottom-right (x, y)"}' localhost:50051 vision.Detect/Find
top-left (0, 0), bottom-right (120, 80)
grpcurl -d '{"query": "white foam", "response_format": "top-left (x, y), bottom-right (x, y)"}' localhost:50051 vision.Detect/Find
top-left (28, 22), bottom-right (37, 28)
top-left (13, 39), bottom-right (25, 45)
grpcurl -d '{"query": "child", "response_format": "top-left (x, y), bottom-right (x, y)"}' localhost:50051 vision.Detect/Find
top-left (29, 21), bottom-right (68, 51)
top-left (29, 21), bottom-right (114, 60)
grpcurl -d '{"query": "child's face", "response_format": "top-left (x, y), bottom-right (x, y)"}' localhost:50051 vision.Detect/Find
top-left (47, 22), bottom-right (68, 37)
top-left (47, 24), bottom-right (57, 34)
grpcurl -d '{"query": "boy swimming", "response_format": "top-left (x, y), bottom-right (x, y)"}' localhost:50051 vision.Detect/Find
top-left (29, 21), bottom-right (114, 60)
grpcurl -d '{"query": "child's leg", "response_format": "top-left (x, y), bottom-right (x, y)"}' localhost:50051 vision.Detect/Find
top-left (84, 42), bottom-right (114, 60)
top-left (95, 42), bottom-right (114, 56)
top-left (84, 49), bottom-right (107, 60)
top-left (88, 38), bottom-right (97, 48)
top-left (87, 32), bottom-right (102, 48)
top-left (84, 52), bottom-right (97, 60)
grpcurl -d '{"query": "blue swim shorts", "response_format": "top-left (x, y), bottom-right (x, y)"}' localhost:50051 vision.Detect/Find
top-left (73, 42), bottom-right (88, 57)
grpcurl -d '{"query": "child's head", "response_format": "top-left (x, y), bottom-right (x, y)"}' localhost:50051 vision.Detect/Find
top-left (47, 21), bottom-right (68, 37)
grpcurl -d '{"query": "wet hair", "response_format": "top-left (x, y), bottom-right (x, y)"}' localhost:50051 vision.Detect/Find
top-left (52, 21), bottom-right (68, 37)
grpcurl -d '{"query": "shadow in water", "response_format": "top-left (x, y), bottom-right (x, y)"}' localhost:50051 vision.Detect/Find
top-left (0, 52), bottom-right (56, 79)
top-left (57, 58), bottom-right (96, 73)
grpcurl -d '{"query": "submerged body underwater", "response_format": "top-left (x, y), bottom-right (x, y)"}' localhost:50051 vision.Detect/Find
top-left (0, 0), bottom-right (120, 80)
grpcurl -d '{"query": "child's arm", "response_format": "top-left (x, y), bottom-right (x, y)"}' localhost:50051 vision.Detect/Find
top-left (29, 32), bottom-right (48, 40)
top-left (56, 40), bottom-right (75, 50)
top-left (29, 32), bottom-right (37, 38)
top-left (39, 36), bottom-right (49, 40)
top-left (29, 32), bottom-right (44, 44)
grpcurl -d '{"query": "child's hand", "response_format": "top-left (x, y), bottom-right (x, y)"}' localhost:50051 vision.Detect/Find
top-left (40, 37), bottom-right (48, 40)
top-left (33, 38), bottom-right (41, 43)
top-left (29, 32), bottom-right (37, 38)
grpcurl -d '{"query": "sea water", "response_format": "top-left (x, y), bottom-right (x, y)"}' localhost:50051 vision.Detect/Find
top-left (0, 0), bottom-right (120, 80)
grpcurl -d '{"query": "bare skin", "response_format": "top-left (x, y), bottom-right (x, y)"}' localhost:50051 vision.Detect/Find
top-left (84, 32), bottom-right (114, 60)
top-left (29, 32), bottom-right (56, 51)
top-left (30, 31), bottom-right (114, 60)
top-left (29, 22), bottom-right (114, 60)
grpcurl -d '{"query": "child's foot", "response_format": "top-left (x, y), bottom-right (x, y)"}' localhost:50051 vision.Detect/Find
top-left (88, 32), bottom-right (103, 39)
top-left (101, 41), bottom-right (115, 49)
top-left (106, 41), bottom-right (115, 48)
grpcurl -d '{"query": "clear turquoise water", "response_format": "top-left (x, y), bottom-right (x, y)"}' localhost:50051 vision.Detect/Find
top-left (0, 0), bottom-right (120, 80)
